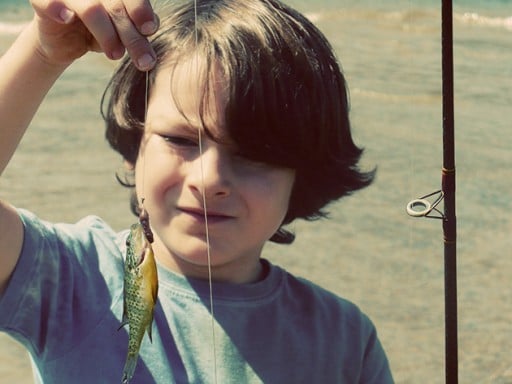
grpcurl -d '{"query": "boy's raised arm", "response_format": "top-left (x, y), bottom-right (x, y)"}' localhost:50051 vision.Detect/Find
top-left (0, 0), bottom-right (158, 294)
top-left (0, 22), bottom-right (68, 295)
top-left (0, 22), bottom-right (68, 176)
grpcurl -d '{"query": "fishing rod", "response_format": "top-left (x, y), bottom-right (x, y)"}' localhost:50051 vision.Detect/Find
top-left (441, 0), bottom-right (458, 382)
top-left (406, 0), bottom-right (458, 383)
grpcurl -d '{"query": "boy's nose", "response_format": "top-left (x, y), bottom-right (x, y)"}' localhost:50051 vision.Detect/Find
top-left (187, 147), bottom-right (232, 199)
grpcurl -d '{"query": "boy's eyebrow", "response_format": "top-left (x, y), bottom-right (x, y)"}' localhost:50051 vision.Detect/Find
top-left (148, 114), bottom-right (234, 147)
top-left (176, 122), bottom-right (203, 134)
top-left (148, 114), bottom-right (202, 134)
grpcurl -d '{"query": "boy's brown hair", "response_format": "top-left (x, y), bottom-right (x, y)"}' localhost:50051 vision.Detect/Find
top-left (102, 0), bottom-right (375, 244)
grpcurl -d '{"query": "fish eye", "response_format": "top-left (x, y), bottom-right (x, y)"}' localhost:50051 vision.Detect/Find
top-left (126, 239), bottom-right (131, 247)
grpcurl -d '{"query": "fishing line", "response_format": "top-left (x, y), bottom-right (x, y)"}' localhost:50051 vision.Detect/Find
top-left (405, 0), bottom-right (416, 251)
top-left (138, 72), bottom-right (148, 218)
top-left (142, 70), bottom-right (149, 205)
top-left (139, 70), bottom-right (154, 242)
top-left (193, 1), bottom-right (219, 381)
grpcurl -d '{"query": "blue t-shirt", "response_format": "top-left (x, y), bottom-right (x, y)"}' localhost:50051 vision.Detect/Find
top-left (0, 210), bottom-right (394, 383)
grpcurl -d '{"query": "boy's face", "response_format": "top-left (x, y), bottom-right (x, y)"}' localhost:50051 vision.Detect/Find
top-left (135, 58), bottom-right (295, 283)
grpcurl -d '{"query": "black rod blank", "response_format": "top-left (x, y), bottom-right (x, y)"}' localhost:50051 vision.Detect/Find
top-left (441, 0), bottom-right (458, 383)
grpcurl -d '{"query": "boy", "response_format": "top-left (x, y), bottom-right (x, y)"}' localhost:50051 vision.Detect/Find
top-left (0, 0), bottom-right (393, 382)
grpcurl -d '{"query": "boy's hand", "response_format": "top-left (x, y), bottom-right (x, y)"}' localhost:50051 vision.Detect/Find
top-left (30, 0), bottom-right (158, 70)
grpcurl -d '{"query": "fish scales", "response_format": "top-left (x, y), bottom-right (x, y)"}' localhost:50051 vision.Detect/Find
top-left (119, 222), bottom-right (158, 384)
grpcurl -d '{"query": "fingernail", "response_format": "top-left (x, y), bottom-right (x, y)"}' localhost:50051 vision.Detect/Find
top-left (140, 21), bottom-right (157, 35)
top-left (59, 8), bottom-right (75, 24)
top-left (137, 54), bottom-right (156, 70)
top-left (111, 48), bottom-right (125, 60)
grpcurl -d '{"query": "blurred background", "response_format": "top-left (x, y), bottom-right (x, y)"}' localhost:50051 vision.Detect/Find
top-left (1, 0), bottom-right (511, 382)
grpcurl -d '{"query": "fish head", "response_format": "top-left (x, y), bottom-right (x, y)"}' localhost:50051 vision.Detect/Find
top-left (125, 222), bottom-right (151, 269)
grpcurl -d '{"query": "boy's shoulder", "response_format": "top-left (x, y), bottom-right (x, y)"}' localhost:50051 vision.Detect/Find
top-left (17, 208), bottom-right (125, 252)
top-left (1, 210), bottom-right (126, 361)
top-left (275, 263), bottom-right (372, 330)
top-left (15, 208), bottom-right (126, 291)
top-left (268, 263), bottom-right (393, 382)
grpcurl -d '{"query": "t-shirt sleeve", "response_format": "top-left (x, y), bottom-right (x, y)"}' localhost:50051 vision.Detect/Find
top-left (0, 209), bottom-right (124, 361)
top-left (291, 273), bottom-right (394, 383)
top-left (359, 313), bottom-right (394, 384)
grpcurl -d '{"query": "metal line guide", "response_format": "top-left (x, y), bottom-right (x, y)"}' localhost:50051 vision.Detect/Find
top-left (406, 189), bottom-right (445, 219)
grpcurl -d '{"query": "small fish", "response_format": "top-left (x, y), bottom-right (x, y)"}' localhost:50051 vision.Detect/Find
top-left (119, 221), bottom-right (158, 384)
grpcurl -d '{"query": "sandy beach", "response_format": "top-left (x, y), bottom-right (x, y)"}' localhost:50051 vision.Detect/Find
top-left (1, 1), bottom-right (511, 383)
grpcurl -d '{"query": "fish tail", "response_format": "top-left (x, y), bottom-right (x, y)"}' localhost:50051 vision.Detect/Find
top-left (121, 353), bottom-right (138, 384)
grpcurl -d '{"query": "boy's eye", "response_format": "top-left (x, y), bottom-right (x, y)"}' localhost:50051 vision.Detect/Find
top-left (161, 135), bottom-right (198, 147)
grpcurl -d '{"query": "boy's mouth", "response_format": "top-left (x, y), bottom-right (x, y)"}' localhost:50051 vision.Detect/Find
top-left (177, 207), bottom-right (234, 223)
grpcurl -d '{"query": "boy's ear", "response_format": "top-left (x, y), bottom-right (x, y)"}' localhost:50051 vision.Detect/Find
top-left (123, 160), bottom-right (135, 170)
top-left (115, 160), bottom-right (136, 187)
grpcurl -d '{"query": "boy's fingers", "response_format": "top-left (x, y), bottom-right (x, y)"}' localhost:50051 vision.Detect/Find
top-left (101, 0), bottom-right (157, 70)
top-left (75, 2), bottom-right (126, 60)
top-left (32, 0), bottom-right (157, 70)
top-left (122, 0), bottom-right (159, 36)
top-left (30, 0), bottom-right (75, 24)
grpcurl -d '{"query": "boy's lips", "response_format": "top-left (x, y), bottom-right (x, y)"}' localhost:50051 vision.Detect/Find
top-left (177, 206), bottom-right (234, 223)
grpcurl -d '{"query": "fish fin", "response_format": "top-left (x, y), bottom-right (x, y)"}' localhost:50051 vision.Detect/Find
top-left (147, 312), bottom-right (154, 343)
top-left (118, 298), bottom-right (129, 331)
top-left (121, 353), bottom-right (138, 384)
top-left (151, 281), bottom-right (158, 303)
top-left (117, 320), bottom-right (128, 332)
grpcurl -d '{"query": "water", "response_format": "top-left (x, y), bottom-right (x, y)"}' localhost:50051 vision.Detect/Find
top-left (1, 1), bottom-right (511, 383)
